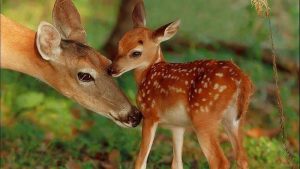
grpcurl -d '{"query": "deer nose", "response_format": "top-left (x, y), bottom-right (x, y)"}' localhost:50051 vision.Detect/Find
top-left (128, 107), bottom-right (143, 127)
top-left (107, 66), bottom-right (117, 76)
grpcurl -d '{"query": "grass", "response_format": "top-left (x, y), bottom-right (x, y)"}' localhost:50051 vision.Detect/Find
top-left (1, 115), bottom-right (298, 168)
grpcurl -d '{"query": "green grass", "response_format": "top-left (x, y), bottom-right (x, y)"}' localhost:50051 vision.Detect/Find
top-left (1, 116), bottom-right (298, 168)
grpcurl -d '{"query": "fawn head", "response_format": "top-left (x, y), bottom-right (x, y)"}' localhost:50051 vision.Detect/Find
top-left (108, 1), bottom-right (180, 77)
top-left (36, 0), bottom-right (142, 127)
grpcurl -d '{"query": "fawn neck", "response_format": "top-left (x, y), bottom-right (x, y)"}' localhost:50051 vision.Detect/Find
top-left (134, 46), bottom-right (165, 85)
top-left (1, 15), bottom-right (60, 87)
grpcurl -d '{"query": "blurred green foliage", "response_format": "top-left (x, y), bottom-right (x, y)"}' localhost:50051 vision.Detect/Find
top-left (246, 137), bottom-right (299, 169)
top-left (1, 0), bottom-right (299, 168)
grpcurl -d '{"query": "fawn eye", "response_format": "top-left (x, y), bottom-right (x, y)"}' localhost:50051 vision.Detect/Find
top-left (77, 72), bottom-right (95, 82)
top-left (131, 51), bottom-right (142, 58)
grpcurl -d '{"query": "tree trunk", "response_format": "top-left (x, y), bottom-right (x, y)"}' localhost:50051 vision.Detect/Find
top-left (102, 0), bottom-right (140, 60)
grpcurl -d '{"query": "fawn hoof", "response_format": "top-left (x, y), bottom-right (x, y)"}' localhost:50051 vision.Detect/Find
top-left (171, 160), bottom-right (183, 169)
top-left (210, 159), bottom-right (230, 169)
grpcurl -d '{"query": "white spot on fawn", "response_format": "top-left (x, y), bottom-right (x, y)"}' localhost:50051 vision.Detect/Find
top-left (169, 86), bottom-right (185, 94)
top-left (214, 83), bottom-right (219, 90)
top-left (204, 106), bottom-right (209, 112)
top-left (219, 85), bottom-right (227, 92)
top-left (215, 73), bottom-right (223, 77)
top-left (214, 94), bottom-right (219, 100)
top-left (151, 100), bottom-right (155, 108)
top-left (140, 103), bottom-right (145, 109)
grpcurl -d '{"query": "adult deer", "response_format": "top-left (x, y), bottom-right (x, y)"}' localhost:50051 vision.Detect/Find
top-left (108, 2), bottom-right (254, 169)
top-left (0, 0), bottom-right (142, 128)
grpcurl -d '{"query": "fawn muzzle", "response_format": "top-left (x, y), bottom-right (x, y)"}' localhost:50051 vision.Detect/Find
top-left (107, 65), bottom-right (120, 77)
top-left (107, 65), bottom-right (116, 76)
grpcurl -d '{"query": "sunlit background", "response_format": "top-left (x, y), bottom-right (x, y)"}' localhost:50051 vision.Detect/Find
top-left (1, 0), bottom-right (299, 168)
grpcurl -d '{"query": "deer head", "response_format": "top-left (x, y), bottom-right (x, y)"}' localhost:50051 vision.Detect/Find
top-left (35, 0), bottom-right (142, 127)
top-left (108, 1), bottom-right (180, 77)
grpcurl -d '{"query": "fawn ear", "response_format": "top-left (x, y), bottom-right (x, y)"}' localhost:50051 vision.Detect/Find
top-left (36, 22), bottom-right (62, 61)
top-left (52, 0), bottom-right (86, 44)
top-left (132, 1), bottom-right (146, 28)
top-left (153, 20), bottom-right (181, 43)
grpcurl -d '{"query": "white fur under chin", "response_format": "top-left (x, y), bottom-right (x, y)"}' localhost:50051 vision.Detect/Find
top-left (96, 111), bottom-right (131, 128)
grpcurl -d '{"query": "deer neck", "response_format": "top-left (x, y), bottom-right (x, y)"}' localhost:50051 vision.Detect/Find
top-left (0, 15), bottom-right (63, 89)
top-left (134, 46), bottom-right (165, 85)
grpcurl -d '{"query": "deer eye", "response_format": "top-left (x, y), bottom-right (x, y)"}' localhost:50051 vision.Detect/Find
top-left (131, 51), bottom-right (142, 58)
top-left (77, 72), bottom-right (95, 82)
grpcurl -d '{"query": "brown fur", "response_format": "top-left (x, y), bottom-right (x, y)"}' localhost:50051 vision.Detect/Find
top-left (109, 2), bottom-right (254, 168)
top-left (0, 0), bottom-right (142, 128)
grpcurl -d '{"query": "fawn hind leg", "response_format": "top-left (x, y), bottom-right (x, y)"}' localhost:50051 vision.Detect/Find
top-left (193, 119), bottom-right (230, 169)
top-left (222, 99), bottom-right (248, 169)
top-left (170, 126), bottom-right (185, 169)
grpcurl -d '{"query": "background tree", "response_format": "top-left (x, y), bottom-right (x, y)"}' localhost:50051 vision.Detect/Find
top-left (102, 0), bottom-right (140, 60)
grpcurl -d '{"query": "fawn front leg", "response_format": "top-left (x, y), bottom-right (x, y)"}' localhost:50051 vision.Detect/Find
top-left (171, 126), bottom-right (185, 169)
top-left (135, 119), bottom-right (158, 169)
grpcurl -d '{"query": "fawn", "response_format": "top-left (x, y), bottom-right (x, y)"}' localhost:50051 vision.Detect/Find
top-left (108, 2), bottom-right (254, 169)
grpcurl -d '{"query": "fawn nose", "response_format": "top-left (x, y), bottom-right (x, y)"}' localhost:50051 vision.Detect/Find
top-left (128, 107), bottom-right (143, 127)
top-left (107, 66), bottom-right (117, 76)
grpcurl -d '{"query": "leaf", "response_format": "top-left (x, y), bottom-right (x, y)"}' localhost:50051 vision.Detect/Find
top-left (108, 150), bottom-right (120, 169)
top-left (288, 137), bottom-right (299, 151)
top-left (66, 158), bottom-right (81, 169)
top-left (15, 92), bottom-right (45, 111)
top-left (246, 127), bottom-right (281, 138)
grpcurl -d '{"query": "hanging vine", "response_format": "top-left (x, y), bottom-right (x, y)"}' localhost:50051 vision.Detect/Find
top-left (251, 0), bottom-right (296, 168)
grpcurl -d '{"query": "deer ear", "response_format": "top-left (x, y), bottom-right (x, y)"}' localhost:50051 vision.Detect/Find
top-left (153, 20), bottom-right (181, 43)
top-left (132, 1), bottom-right (146, 28)
top-left (36, 22), bottom-right (62, 61)
top-left (52, 0), bottom-right (86, 44)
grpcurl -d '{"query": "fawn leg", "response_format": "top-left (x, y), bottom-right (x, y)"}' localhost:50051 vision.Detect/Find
top-left (171, 126), bottom-right (185, 169)
top-left (134, 119), bottom-right (158, 169)
top-left (223, 116), bottom-right (248, 169)
top-left (194, 124), bottom-right (230, 169)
